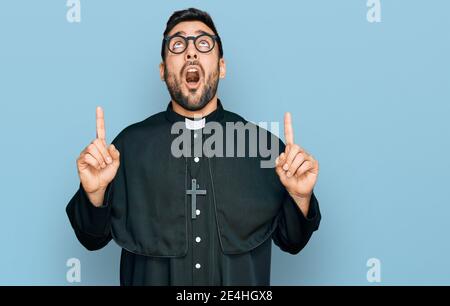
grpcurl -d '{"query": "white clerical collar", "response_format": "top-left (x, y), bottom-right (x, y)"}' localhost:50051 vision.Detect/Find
top-left (185, 117), bottom-right (206, 130)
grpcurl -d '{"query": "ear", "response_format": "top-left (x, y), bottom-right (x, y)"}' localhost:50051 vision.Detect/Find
top-left (219, 58), bottom-right (226, 79)
top-left (159, 62), bottom-right (165, 81)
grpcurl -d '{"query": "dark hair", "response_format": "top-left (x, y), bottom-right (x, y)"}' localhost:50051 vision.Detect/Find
top-left (161, 8), bottom-right (223, 60)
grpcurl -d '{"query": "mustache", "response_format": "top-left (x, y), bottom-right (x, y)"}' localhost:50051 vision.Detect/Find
top-left (181, 60), bottom-right (204, 76)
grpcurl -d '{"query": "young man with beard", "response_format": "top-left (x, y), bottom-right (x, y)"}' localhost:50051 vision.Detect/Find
top-left (66, 7), bottom-right (321, 286)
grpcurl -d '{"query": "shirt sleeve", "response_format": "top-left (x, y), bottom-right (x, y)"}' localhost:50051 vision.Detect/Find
top-left (272, 191), bottom-right (321, 255)
top-left (65, 182), bottom-right (113, 251)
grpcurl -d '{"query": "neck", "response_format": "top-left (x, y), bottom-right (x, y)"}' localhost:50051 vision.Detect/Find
top-left (171, 95), bottom-right (218, 118)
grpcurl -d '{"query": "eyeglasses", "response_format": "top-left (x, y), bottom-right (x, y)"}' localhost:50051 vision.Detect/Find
top-left (164, 33), bottom-right (219, 54)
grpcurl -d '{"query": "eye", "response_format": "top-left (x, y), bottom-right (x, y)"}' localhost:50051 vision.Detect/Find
top-left (173, 41), bottom-right (184, 49)
top-left (198, 40), bottom-right (210, 48)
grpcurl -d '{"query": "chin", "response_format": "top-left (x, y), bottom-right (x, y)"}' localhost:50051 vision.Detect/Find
top-left (186, 91), bottom-right (203, 104)
top-left (187, 100), bottom-right (202, 109)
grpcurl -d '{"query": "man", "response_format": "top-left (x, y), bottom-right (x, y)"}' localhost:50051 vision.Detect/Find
top-left (66, 7), bottom-right (321, 286)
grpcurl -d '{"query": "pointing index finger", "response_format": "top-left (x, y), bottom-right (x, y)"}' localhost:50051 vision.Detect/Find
top-left (96, 106), bottom-right (106, 140)
top-left (284, 112), bottom-right (294, 145)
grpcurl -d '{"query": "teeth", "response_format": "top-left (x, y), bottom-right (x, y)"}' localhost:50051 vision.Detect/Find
top-left (187, 68), bottom-right (198, 72)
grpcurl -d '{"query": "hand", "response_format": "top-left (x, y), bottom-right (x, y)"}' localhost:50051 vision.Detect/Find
top-left (76, 107), bottom-right (120, 206)
top-left (275, 112), bottom-right (319, 212)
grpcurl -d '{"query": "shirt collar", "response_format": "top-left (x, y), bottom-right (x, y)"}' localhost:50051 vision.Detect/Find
top-left (164, 99), bottom-right (225, 127)
top-left (185, 117), bottom-right (205, 130)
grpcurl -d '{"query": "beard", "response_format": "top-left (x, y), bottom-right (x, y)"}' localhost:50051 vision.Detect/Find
top-left (164, 61), bottom-right (220, 112)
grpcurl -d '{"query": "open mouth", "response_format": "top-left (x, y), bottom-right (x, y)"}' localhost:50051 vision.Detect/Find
top-left (184, 67), bottom-right (201, 89)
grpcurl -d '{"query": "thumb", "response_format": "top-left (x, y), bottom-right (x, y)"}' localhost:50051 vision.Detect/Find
top-left (108, 144), bottom-right (120, 161)
top-left (275, 162), bottom-right (289, 186)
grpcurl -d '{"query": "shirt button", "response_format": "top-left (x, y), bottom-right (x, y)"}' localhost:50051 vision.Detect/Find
top-left (196, 209), bottom-right (201, 216)
top-left (194, 157), bottom-right (199, 163)
top-left (195, 263), bottom-right (201, 269)
top-left (194, 133), bottom-right (198, 139)
top-left (195, 236), bottom-right (201, 243)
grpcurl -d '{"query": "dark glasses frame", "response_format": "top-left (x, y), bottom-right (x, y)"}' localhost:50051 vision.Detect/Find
top-left (163, 33), bottom-right (219, 54)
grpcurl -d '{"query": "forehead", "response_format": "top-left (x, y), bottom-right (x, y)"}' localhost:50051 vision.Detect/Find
top-left (167, 21), bottom-right (215, 37)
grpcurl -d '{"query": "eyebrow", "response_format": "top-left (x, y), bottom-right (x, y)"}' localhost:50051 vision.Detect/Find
top-left (171, 30), bottom-right (214, 37)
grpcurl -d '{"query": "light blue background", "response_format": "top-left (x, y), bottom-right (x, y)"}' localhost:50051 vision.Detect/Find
top-left (0, 0), bottom-right (449, 285)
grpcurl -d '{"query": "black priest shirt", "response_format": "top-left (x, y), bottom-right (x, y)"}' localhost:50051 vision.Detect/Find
top-left (66, 100), bottom-right (321, 286)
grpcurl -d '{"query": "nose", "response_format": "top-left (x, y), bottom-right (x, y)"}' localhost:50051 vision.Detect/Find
top-left (184, 40), bottom-right (198, 61)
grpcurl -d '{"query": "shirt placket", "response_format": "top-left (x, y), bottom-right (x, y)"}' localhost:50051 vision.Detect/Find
top-left (190, 129), bottom-right (209, 285)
